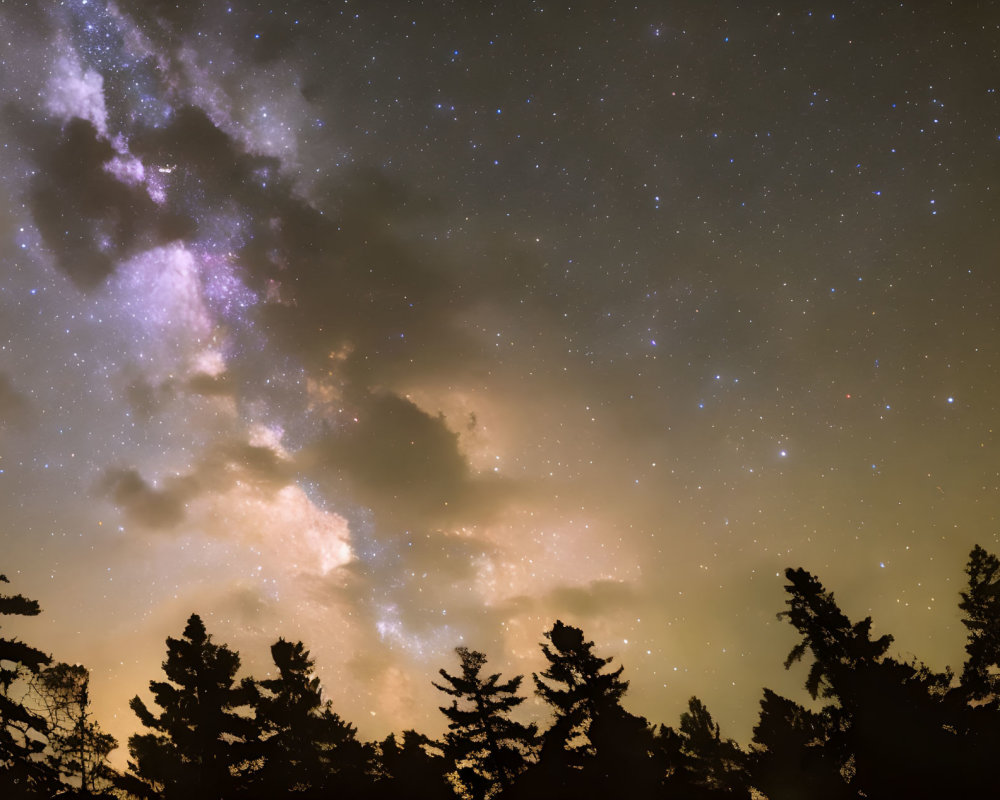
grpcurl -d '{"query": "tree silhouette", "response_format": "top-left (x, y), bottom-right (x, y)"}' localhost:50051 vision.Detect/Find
top-left (674, 696), bottom-right (748, 796)
top-left (434, 647), bottom-right (536, 799)
top-left (127, 614), bottom-right (253, 800)
top-left (774, 565), bottom-right (980, 799)
top-left (34, 662), bottom-right (117, 796)
top-left (780, 567), bottom-right (895, 702)
top-left (0, 573), bottom-right (55, 798)
top-left (941, 544), bottom-right (1000, 795)
top-left (10, 545), bottom-right (1000, 798)
top-left (527, 621), bottom-right (658, 799)
top-left (531, 620), bottom-right (629, 765)
top-left (248, 637), bottom-right (369, 797)
top-left (372, 730), bottom-right (452, 800)
top-left (749, 688), bottom-right (852, 800)
top-left (958, 543), bottom-right (1000, 699)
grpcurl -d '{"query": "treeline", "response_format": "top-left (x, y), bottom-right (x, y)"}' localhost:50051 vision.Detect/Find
top-left (3, 544), bottom-right (1000, 799)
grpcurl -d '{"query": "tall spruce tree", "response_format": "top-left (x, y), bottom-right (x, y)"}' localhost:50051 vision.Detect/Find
top-left (675, 696), bottom-right (748, 797)
top-left (529, 621), bottom-right (657, 799)
top-left (434, 647), bottom-right (536, 799)
top-left (532, 620), bottom-right (629, 763)
top-left (749, 689), bottom-right (851, 800)
top-left (958, 544), bottom-right (1000, 699)
top-left (944, 544), bottom-right (1000, 794)
top-left (0, 573), bottom-right (56, 798)
top-left (128, 614), bottom-right (252, 800)
top-left (249, 638), bottom-right (368, 796)
top-left (778, 566), bottom-right (973, 799)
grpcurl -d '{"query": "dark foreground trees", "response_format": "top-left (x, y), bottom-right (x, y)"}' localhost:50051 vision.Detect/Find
top-left (128, 614), bottom-right (253, 800)
top-left (7, 542), bottom-right (1000, 798)
top-left (434, 647), bottom-right (536, 799)
top-left (248, 637), bottom-right (370, 797)
top-left (958, 543), bottom-right (1000, 699)
top-left (372, 729), bottom-right (452, 800)
top-left (521, 620), bottom-right (661, 799)
top-left (35, 662), bottom-right (117, 795)
top-left (747, 553), bottom-right (1000, 799)
top-left (0, 574), bottom-right (53, 798)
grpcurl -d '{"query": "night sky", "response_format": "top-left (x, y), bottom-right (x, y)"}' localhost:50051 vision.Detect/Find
top-left (1, 0), bottom-right (999, 761)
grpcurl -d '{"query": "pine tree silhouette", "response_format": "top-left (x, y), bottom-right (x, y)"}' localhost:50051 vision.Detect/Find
top-left (248, 637), bottom-right (369, 797)
top-left (774, 566), bottom-right (973, 799)
top-left (0, 573), bottom-right (56, 798)
top-left (675, 696), bottom-right (748, 797)
top-left (127, 614), bottom-right (253, 800)
top-left (958, 544), bottom-right (1000, 700)
top-left (749, 688), bottom-right (852, 800)
top-left (372, 730), bottom-right (452, 800)
top-left (434, 647), bottom-right (536, 799)
top-left (943, 544), bottom-right (1000, 795)
top-left (528, 621), bottom-right (657, 800)
top-left (532, 620), bottom-right (629, 765)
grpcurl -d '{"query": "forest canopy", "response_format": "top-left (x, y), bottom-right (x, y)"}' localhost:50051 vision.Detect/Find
top-left (2, 545), bottom-right (999, 799)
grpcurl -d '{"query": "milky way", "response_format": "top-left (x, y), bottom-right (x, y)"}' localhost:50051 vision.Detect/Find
top-left (1, 1), bottom-right (999, 759)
